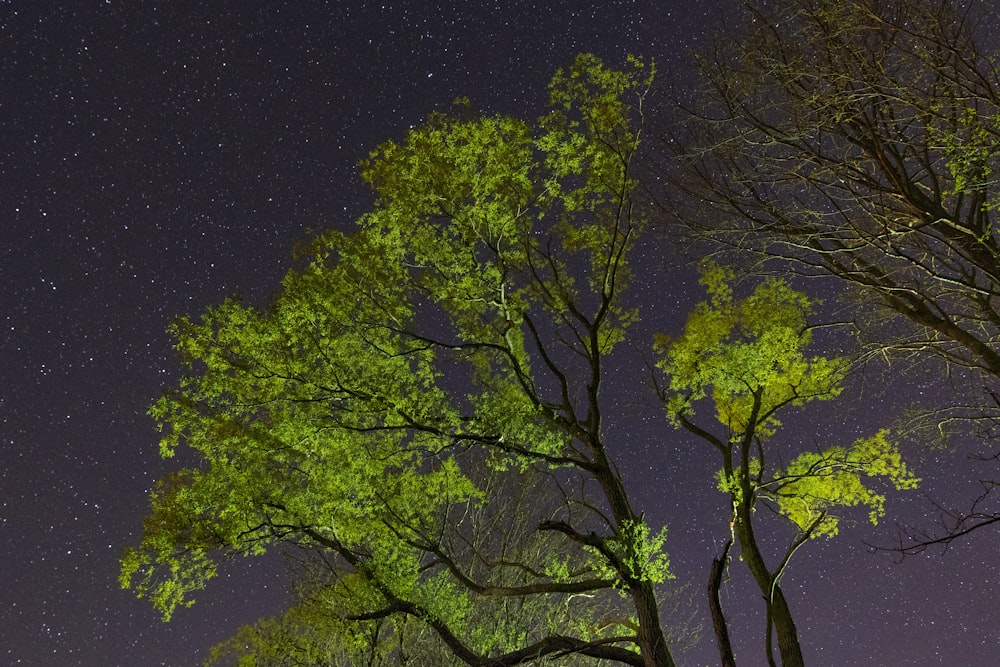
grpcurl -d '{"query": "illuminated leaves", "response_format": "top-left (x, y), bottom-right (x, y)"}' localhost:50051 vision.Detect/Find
top-left (658, 264), bottom-right (918, 545)
top-left (122, 53), bottom-right (661, 665)
top-left (614, 519), bottom-right (672, 586)
top-left (765, 430), bottom-right (920, 538)
top-left (657, 262), bottom-right (847, 436)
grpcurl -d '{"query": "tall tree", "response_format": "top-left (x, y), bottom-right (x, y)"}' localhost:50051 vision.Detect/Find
top-left (121, 54), bottom-right (686, 667)
top-left (655, 264), bottom-right (918, 667)
top-left (667, 0), bottom-right (1000, 377)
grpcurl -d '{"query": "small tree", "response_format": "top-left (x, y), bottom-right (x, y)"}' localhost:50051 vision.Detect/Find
top-left (655, 264), bottom-right (918, 667)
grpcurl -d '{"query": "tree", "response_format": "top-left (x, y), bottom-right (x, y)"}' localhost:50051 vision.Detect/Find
top-left (661, 0), bottom-right (1000, 558)
top-left (667, 0), bottom-right (1000, 377)
top-left (655, 263), bottom-right (918, 667)
top-left (121, 54), bottom-right (688, 667)
top-left (884, 391), bottom-right (1000, 557)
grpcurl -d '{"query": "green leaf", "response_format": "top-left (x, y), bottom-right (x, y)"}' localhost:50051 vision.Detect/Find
top-left (766, 430), bottom-right (920, 538)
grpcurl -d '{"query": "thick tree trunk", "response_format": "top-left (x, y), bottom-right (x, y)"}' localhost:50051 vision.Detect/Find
top-left (631, 581), bottom-right (676, 667)
top-left (766, 586), bottom-right (804, 667)
top-left (589, 447), bottom-right (676, 667)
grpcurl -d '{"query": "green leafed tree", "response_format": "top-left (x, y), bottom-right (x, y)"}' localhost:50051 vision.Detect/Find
top-left (655, 264), bottom-right (918, 667)
top-left (121, 54), bottom-right (692, 667)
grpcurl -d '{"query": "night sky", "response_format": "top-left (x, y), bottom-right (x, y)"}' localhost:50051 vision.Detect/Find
top-left (3, 1), bottom-right (1000, 665)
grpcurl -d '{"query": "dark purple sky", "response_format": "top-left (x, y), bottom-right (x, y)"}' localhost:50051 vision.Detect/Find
top-left (2, 1), bottom-right (998, 665)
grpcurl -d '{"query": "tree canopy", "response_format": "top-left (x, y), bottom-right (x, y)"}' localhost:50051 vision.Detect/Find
top-left (121, 43), bottom-right (929, 667)
top-left (669, 0), bottom-right (1000, 376)
top-left (122, 54), bottom-right (690, 667)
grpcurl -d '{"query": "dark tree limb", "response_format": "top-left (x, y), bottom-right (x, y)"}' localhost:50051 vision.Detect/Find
top-left (708, 537), bottom-right (737, 667)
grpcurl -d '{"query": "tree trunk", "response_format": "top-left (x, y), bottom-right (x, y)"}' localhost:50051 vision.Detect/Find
top-left (765, 585), bottom-right (804, 667)
top-left (590, 447), bottom-right (676, 667)
top-left (630, 581), bottom-right (677, 667)
top-left (708, 538), bottom-right (737, 667)
top-left (735, 500), bottom-right (805, 667)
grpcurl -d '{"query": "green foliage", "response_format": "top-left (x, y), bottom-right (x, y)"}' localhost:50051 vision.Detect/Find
top-left (658, 265), bottom-right (919, 546)
top-left (585, 517), bottom-right (672, 593)
top-left (123, 53), bottom-right (665, 665)
top-left (929, 106), bottom-right (999, 204)
top-left (617, 519), bottom-right (673, 586)
top-left (662, 265), bottom-right (918, 533)
top-left (204, 579), bottom-right (465, 667)
top-left (765, 430), bottom-right (920, 538)
top-left (656, 262), bottom-right (847, 436)
top-left (656, 261), bottom-right (919, 667)
top-left (715, 458), bottom-right (762, 503)
top-left (537, 53), bottom-right (653, 303)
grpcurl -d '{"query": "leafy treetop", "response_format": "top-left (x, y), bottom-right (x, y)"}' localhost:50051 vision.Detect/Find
top-left (122, 54), bottom-right (683, 667)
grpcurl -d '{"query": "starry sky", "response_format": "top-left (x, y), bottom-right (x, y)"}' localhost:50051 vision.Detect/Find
top-left (3, 1), bottom-right (999, 665)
